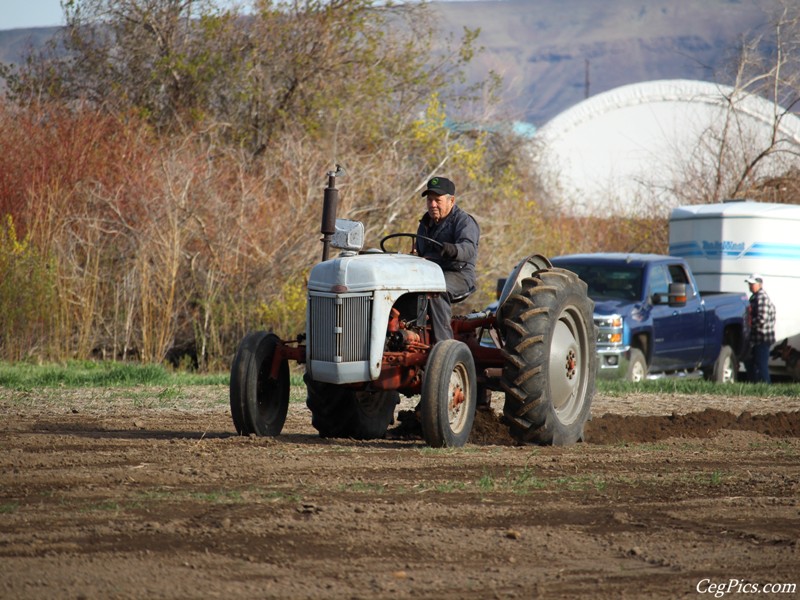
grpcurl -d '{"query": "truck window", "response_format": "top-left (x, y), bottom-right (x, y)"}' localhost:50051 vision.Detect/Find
top-left (667, 264), bottom-right (695, 297)
top-left (649, 265), bottom-right (669, 297)
top-left (556, 264), bottom-right (642, 301)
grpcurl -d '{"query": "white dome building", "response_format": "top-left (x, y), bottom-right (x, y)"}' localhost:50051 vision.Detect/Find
top-left (533, 79), bottom-right (800, 216)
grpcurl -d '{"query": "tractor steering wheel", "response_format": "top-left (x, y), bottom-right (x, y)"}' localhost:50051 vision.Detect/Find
top-left (380, 233), bottom-right (444, 254)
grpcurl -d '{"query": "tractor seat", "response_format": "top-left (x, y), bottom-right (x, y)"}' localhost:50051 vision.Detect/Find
top-left (450, 285), bottom-right (476, 304)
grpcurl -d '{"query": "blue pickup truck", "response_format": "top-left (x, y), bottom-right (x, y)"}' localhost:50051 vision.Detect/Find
top-left (549, 253), bottom-right (749, 382)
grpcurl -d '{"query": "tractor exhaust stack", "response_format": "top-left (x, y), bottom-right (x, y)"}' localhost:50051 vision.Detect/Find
top-left (321, 164), bottom-right (344, 261)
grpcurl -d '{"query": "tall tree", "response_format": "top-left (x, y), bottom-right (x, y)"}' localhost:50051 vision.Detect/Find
top-left (3, 0), bottom-right (488, 151)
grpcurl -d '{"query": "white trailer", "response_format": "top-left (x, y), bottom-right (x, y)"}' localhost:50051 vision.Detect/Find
top-left (669, 200), bottom-right (800, 380)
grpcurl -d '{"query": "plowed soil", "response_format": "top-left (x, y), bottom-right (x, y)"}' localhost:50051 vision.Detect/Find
top-left (1, 386), bottom-right (799, 599)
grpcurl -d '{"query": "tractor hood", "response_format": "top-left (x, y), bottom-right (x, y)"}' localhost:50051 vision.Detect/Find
top-left (308, 252), bottom-right (446, 294)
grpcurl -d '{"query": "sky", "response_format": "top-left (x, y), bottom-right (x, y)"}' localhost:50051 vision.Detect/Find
top-left (1, 0), bottom-right (262, 29)
top-left (2, 0), bottom-right (66, 29)
top-left (1, 0), bottom-right (470, 30)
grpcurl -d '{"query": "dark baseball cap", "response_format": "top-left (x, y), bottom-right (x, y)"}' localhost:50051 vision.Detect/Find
top-left (422, 176), bottom-right (455, 197)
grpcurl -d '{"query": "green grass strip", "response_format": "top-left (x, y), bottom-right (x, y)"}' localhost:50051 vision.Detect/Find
top-left (1, 360), bottom-right (798, 396)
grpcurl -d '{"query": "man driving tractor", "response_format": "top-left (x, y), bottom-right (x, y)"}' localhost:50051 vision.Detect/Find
top-left (414, 176), bottom-right (480, 342)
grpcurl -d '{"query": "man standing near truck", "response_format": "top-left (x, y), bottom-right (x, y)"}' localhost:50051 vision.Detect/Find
top-left (745, 274), bottom-right (776, 383)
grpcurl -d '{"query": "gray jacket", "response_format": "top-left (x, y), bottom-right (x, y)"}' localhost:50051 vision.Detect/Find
top-left (416, 204), bottom-right (480, 288)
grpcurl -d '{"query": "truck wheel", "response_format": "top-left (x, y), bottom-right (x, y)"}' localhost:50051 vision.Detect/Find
top-left (703, 344), bottom-right (737, 383)
top-left (626, 348), bottom-right (647, 382)
top-left (305, 377), bottom-right (398, 440)
top-left (501, 268), bottom-right (596, 445)
top-left (230, 331), bottom-right (264, 435)
top-left (242, 332), bottom-right (290, 436)
top-left (420, 339), bottom-right (477, 448)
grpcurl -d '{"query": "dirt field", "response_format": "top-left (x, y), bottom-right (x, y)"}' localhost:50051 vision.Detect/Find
top-left (1, 385), bottom-right (799, 600)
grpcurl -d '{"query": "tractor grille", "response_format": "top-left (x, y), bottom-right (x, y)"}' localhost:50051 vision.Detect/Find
top-left (308, 292), bottom-right (372, 363)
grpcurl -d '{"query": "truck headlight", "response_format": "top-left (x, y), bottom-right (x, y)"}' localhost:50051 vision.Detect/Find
top-left (596, 316), bottom-right (623, 329)
top-left (594, 314), bottom-right (624, 345)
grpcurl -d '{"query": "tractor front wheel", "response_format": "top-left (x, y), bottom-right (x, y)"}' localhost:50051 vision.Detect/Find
top-left (306, 376), bottom-right (398, 440)
top-left (230, 331), bottom-right (289, 436)
top-left (351, 390), bottom-right (399, 439)
top-left (419, 339), bottom-right (477, 448)
top-left (230, 332), bottom-right (260, 435)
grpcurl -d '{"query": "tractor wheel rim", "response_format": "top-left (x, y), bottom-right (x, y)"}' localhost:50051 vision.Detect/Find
top-left (549, 308), bottom-right (589, 424)
top-left (448, 364), bottom-right (470, 434)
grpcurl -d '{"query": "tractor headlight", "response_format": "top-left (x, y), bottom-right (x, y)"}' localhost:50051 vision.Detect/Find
top-left (330, 219), bottom-right (365, 253)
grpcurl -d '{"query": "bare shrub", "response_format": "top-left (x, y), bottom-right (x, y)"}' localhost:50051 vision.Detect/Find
top-left (0, 216), bottom-right (57, 362)
top-left (668, 3), bottom-right (800, 204)
top-left (0, 2), bottom-right (587, 366)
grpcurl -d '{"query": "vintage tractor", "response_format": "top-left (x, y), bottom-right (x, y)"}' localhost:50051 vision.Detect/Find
top-left (230, 167), bottom-right (596, 447)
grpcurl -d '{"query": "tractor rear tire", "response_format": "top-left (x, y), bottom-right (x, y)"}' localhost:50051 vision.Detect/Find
top-left (500, 268), bottom-right (596, 445)
top-left (305, 376), bottom-right (398, 440)
top-left (419, 339), bottom-right (477, 448)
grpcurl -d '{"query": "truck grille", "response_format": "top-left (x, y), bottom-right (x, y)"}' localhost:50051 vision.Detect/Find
top-left (308, 293), bottom-right (372, 363)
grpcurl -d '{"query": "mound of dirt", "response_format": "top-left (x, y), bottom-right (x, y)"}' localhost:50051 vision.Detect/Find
top-left (387, 408), bottom-right (519, 444)
top-left (585, 408), bottom-right (800, 444)
top-left (466, 407), bottom-right (800, 446)
top-left (468, 407), bottom-right (517, 445)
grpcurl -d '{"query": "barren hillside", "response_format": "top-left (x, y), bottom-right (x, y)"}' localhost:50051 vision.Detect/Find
top-left (433, 0), bottom-right (783, 124)
top-left (0, 0), bottom-right (785, 124)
